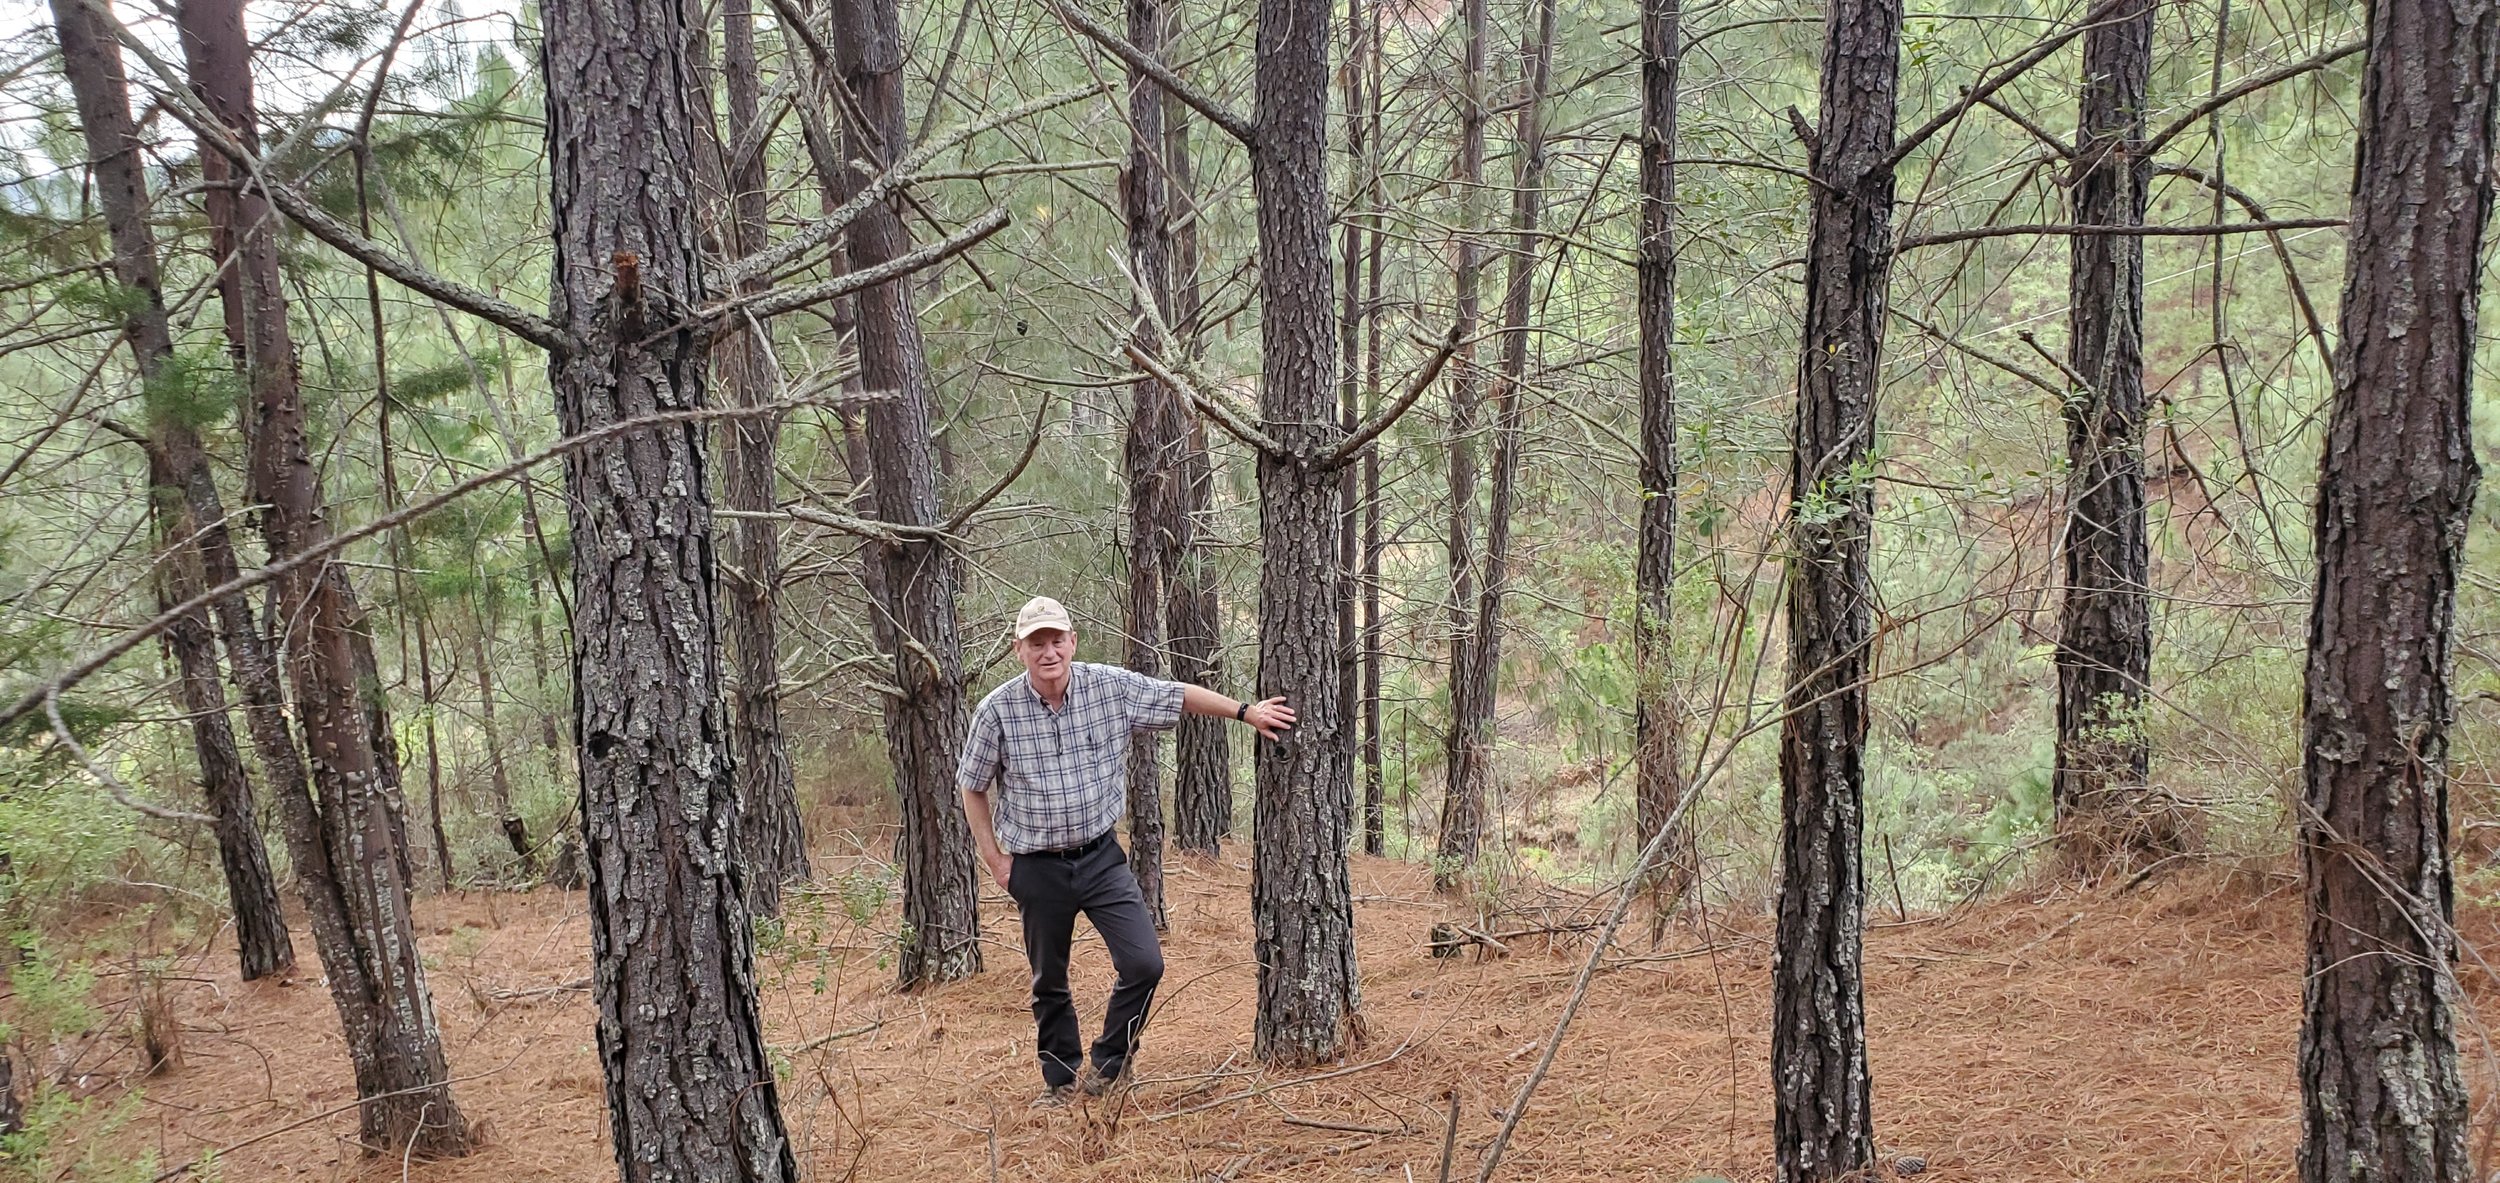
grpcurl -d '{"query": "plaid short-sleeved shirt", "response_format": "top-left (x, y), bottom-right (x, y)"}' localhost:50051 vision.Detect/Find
top-left (957, 662), bottom-right (1188, 853)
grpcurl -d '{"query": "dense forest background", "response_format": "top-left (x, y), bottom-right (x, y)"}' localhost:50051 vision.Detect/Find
top-left (0, 0), bottom-right (2494, 1175)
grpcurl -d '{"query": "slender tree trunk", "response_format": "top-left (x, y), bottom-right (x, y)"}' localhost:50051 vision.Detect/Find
top-left (716, 0), bottom-right (810, 918)
top-left (1334, 0), bottom-right (1369, 863)
top-left (2297, 2), bottom-right (2496, 1180)
top-left (1249, 0), bottom-right (1362, 1066)
top-left (1164, 52), bottom-right (1234, 857)
top-left (1773, 0), bottom-right (1899, 1176)
top-left (177, 0), bottom-right (469, 1154)
top-left (1122, 0), bottom-right (1178, 928)
top-left (2055, 0), bottom-right (2174, 871)
top-left (1440, 0), bottom-right (1555, 889)
top-left (1358, 13), bottom-right (1387, 860)
top-left (51, 0), bottom-right (293, 982)
top-left (1632, 0), bottom-right (1686, 889)
top-left (466, 612), bottom-right (532, 871)
top-left (1435, 0), bottom-right (1491, 888)
top-left (539, 0), bottom-right (797, 1173)
top-left (824, 0), bottom-right (985, 989)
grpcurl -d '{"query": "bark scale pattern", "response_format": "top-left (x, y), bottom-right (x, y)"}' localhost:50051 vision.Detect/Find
top-left (1250, 0), bottom-right (1363, 1065)
top-left (1123, 0), bottom-right (1179, 928)
top-left (2297, 2), bottom-right (2496, 1180)
top-left (541, 0), bottom-right (795, 1173)
top-left (2056, 0), bottom-right (2175, 869)
top-left (1434, 0), bottom-right (1491, 887)
top-left (1774, 0), bottom-right (1899, 1176)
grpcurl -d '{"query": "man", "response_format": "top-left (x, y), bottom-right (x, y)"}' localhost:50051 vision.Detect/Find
top-left (959, 595), bottom-right (1294, 1106)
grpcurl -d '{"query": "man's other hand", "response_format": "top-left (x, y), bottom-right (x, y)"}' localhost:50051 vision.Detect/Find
top-left (984, 847), bottom-right (1013, 891)
top-left (1245, 696), bottom-right (1296, 740)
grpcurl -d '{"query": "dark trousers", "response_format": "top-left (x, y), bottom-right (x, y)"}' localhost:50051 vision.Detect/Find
top-left (1007, 835), bottom-right (1165, 1087)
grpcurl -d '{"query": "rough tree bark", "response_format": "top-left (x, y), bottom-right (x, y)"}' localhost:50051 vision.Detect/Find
top-left (1122, 0), bottom-right (1178, 928)
top-left (1249, 0), bottom-right (1363, 1065)
top-left (1440, 0), bottom-right (1557, 890)
top-left (824, 0), bottom-right (986, 988)
top-left (51, 0), bottom-right (292, 982)
top-left (2296, 1), bottom-right (2496, 1180)
top-left (1632, 0), bottom-right (1686, 892)
top-left (2055, 0), bottom-right (2175, 871)
top-left (176, 0), bottom-right (471, 1154)
top-left (718, 0), bottom-right (810, 918)
top-left (539, 0), bottom-right (797, 1174)
top-left (1434, 0), bottom-right (1492, 889)
top-left (1358, 3), bottom-right (1387, 859)
top-left (1165, 50), bottom-right (1234, 857)
top-left (1773, 0), bottom-right (1899, 1176)
top-left (1334, 0), bottom-right (1367, 870)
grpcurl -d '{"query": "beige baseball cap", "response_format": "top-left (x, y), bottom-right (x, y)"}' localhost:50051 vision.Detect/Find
top-left (1013, 595), bottom-right (1075, 639)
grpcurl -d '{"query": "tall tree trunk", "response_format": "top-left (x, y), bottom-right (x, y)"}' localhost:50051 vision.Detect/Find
top-left (1334, 0), bottom-right (1369, 865)
top-left (1440, 0), bottom-right (1555, 890)
top-left (539, 0), bottom-right (797, 1174)
top-left (1122, 0), bottom-right (1177, 928)
top-left (1632, 0), bottom-right (1685, 887)
top-left (1774, 0), bottom-right (1899, 1176)
top-left (51, 0), bottom-right (293, 983)
top-left (717, 0), bottom-right (810, 918)
top-left (1358, 10), bottom-right (1387, 860)
top-left (1249, 0), bottom-right (1362, 1066)
top-left (823, 0), bottom-right (985, 989)
top-left (1164, 52), bottom-right (1234, 857)
top-left (1434, 0), bottom-right (1491, 888)
top-left (2296, 2), bottom-right (2496, 1180)
top-left (2055, 0), bottom-right (2173, 871)
top-left (177, 0), bottom-right (470, 1154)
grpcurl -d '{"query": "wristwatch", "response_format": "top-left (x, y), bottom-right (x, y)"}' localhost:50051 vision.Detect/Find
top-left (1235, 701), bottom-right (1250, 722)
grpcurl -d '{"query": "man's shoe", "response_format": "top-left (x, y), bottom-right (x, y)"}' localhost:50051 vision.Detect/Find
top-left (1078, 1064), bottom-right (1130, 1098)
top-left (1032, 1083), bottom-right (1078, 1109)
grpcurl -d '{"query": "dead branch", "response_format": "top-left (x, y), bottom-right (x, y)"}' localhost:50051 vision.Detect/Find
top-left (1038, 0), bottom-right (1257, 147)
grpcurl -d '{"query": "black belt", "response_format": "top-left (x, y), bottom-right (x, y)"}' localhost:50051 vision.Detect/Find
top-left (1029, 831), bottom-right (1113, 860)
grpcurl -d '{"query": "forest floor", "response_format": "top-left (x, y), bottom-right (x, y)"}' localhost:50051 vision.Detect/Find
top-left (29, 849), bottom-right (2496, 1183)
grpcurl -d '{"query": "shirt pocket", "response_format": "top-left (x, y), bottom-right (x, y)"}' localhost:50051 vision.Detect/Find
top-left (1002, 729), bottom-right (1054, 789)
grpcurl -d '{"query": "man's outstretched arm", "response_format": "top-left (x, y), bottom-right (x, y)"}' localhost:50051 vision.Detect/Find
top-left (1177, 683), bottom-right (1296, 740)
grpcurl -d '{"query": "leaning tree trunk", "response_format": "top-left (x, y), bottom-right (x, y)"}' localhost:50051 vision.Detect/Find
top-left (1122, 0), bottom-right (1178, 928)
top-left (1773, 0), bottom-right (1898, 1177)
top-left (824, 0), bottom-right (985, 989)
top-left (2296, 2), bottom-right (2496, 1181)
top-left (1633, 0), bottom-right (1686, 891)
top-left (1249, 0), bottom-right (1362, 1066)
top-left (718, 0), bottom-right (810, 917)
top-left (1440, 0), bottom-right (1556, 891)
top-left (1164, 55), bottom-right (1234, 857)
top-left (51, 0), bottom-right (292, 983)
top-left (176, 0), bottom-right (470, 1155)
top-left (1433, 0), bottom-right (1492, 890)
top-left (540, 0), bottom-right (797, 1175)
top-left (2055, 0), bottom-right (2174, 872)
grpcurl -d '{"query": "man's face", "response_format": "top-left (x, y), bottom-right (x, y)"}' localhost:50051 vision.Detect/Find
top-left (1017, 627), bottom-right (1076, 686)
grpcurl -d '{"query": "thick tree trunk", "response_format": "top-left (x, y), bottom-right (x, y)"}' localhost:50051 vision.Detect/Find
top-left (1773, 0), bottom-right (1899, 1177)
top-left (824, 0), bottom-right (985, 989)
top-left (1122, 0), bottom-right (1177, 928)
top-left (177, 0), bottom-right (469, 1154)
top-left (2055, 0), bottom-right (2174, 871)
top-left (1633, 0), bottom-right (1687, 891)
top-left (718, 0), bottom-right (810, 918)
top-left (1434, 0), bottom-right (1491, 889)
top-left (2296, 3), bottom-right (2496, 1181)
top-left (1249, 0), bottom-right (1362, 1066)
top-left (1164, 62), bottom-right (1234, 857)
top-left (52, 0), bottom-right (293, 983)
top-left (1440, 0), bottom-right (1556, 891)
top-left (540, 0), bottom-right (797, 1175)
